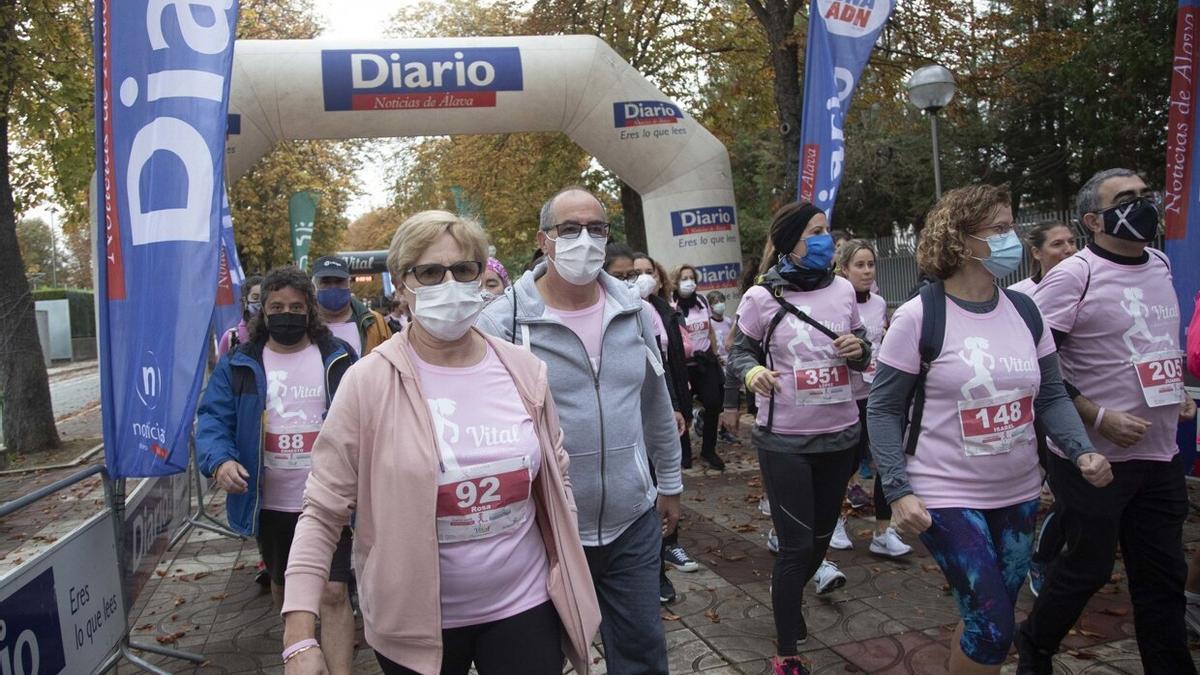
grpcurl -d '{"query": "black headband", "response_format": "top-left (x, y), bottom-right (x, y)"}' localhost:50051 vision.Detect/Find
top-left (770, 202), bottom-right (825, 258)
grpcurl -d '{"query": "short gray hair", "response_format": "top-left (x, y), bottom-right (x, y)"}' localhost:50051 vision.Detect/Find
top-left (539, 186), bottom-right (606, 231)
top-left (1076, 168), bottom-right (1139, 223)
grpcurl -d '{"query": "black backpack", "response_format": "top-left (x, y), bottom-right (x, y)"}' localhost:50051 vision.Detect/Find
top-left (901, 281), bottom-right (1044, 455)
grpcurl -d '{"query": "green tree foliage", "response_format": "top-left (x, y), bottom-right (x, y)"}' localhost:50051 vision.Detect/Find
top-left (15, 216), bottom-right (69, 286)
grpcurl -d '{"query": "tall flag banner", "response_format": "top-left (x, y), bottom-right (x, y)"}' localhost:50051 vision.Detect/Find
top-left (797, 0), bottom-right (894, 215)
top-left (95, 0), bottom-right (240, 477)
top-left (289, 191), bottom-right (320, 271)
top-left (1166, 0), bottom-right (1200, 340)
top-left (213, 188), bottom-right (245, 336)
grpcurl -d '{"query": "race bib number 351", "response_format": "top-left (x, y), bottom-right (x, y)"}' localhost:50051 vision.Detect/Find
top-left (1133, 350), bottom-right (1185, 408)
top-left (957, 390), bottom-right (1035, 457)
top-left (793, 358), bottom-right (852, 405)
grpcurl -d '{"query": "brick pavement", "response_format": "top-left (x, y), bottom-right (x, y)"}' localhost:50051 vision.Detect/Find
top-left (117, 443), bottom-right (1200, 674)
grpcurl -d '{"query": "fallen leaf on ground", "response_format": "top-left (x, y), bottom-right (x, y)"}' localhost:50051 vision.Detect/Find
top-left (1078, 629), bottom-right (1103, 638)
top-left (662, 611), bottom-right (682, 621)
top-left (193, 571), bottom-right (209, 580)
top-left (136, 624), bottom-right (153, 631)
top-left (732, 524), bottom-right (758, 533)
top-left (1100, 607), bottom-right (1130, 617)
top-left (155, 631), bottom-right (187, 645)
top-left (232, 562), bottom-right (246, 570)
top-left (173, 597), bottom-right (186, 606)
top-left (210, 593), bottom-right (228, 601)
top-left (704, 609), bottom-right (721, 623)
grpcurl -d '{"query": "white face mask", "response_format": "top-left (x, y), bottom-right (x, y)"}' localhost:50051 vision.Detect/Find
top-left (634, 273), bottom-right (658, 299)
top-left (712, 302), bottom-right (726, 316)
top-left (548, 232), bottom-right (606, 285)
top-left (407, 280), bottom-right (485, 342)
top-left (678, 279), bottom-right (697, 297)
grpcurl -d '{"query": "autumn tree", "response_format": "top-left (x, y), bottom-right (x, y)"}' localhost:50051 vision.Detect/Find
top-left (0, 0), bottom-right (94, 456)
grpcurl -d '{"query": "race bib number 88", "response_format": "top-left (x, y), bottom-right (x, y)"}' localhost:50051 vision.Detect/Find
top-left (264, 426), bottom-right (319, 469)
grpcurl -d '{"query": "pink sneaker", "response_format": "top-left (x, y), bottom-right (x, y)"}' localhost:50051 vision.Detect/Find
top-left (771, 656), bottom-right (810, 675)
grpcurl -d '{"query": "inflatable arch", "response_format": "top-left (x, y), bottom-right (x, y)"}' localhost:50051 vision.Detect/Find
top-left (225, 35), bottom-right (743, 297)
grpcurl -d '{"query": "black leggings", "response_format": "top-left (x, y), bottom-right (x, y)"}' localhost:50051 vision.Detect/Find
top-left (759, 444), bottom-right (856, 656)
top-left (685, 354), bottom-right (723, 459)
top-left (853, 399), bottom-right (891, 521)
top-left (374, 601), bottom-right (563, 675)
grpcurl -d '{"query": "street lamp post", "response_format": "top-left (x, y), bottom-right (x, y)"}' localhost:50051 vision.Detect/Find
top-left (47, 206), bottom-right (59, 288)
top-left (905, 65), bottom-right (957, 199)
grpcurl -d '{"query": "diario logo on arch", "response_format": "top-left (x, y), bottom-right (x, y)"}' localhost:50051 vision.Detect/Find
top-left (322, 47), bottom-right (524, 111)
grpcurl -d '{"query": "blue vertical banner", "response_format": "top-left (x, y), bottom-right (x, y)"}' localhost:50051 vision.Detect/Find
top-left (95, 0), bottom-right (240, 478)
top-left (213, 188), bottom-right (245, 336)
top-left (797, 0), bottom-right (894, 215)
top-left (1165, 0), bottom-right (1200, 475)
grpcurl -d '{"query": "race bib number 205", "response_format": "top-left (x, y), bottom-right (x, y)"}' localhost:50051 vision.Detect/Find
top-left (1133, 351), bottom-right (1185, 408)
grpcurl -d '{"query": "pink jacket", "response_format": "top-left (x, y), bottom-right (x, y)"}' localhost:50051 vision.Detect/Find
top-left (283, 330), bottom-right (601, 674)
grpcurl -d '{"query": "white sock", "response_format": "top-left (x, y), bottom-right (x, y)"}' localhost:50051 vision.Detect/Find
top-left (1186, 590), bottom-right (1200, 605)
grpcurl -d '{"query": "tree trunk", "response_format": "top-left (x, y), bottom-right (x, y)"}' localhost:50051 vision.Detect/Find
top-left (0, 8), bottom-right (61, 458)
top-left (619, 180), bottom-right (646, 252)
top-left (747, 1), bottom-right (804, 198)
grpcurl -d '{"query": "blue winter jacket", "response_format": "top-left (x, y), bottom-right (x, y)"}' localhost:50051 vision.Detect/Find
top-left (196, 334), bottom-right (356, 536)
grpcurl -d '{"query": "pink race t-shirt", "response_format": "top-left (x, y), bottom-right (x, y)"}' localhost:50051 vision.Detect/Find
top-left (711, 315), bottom-right (732, 363)
top-left (1008, 277), bottom-right (1038, 296)
top-left (643, 300), bottom-right (667, 350)
top-left (544, 287), bottom-right (605, 371)
top-left (851, 293), bottom-right (888, 401)
top-left (1033, 247), bottom-right (1183, 463)
top-left (410, 344), bottom-right (550, 628)
top-left (737, 276), bottom-right (863, 435)
top-left (261, 344), bottom-right (327, 512)
top-left (877, 293), bottom-right (1054, 510)
top-left (328, 320), bottom-right (362, 357)
top-left (679, 298), bottom-right (712, 354)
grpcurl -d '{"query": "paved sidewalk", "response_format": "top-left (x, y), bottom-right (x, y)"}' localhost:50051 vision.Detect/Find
top-left (118, 443), bottom-right (1200, 674)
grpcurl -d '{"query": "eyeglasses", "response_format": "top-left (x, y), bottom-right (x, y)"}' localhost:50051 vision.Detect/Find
top-left (972, 222), bottom-right (1016, 237)
top-left (611, 270), bottom-right (640, 282)
top-left (1110, 191), bottom-right (1163, 211)
top-left (550, 221), bottom-right (610, 239)
top-left (406, 261), bottom-right (483, 286)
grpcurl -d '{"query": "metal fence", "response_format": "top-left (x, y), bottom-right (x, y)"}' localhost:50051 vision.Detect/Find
top-left (868, 208), bottom-right (1163, 307)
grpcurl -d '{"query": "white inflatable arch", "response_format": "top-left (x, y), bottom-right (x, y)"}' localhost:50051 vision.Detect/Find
top-left (225, 35), bottom-right (743, 296)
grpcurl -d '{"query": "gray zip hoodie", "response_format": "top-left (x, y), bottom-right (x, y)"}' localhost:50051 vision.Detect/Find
top-left (476, 263), bottom-right (682, 546)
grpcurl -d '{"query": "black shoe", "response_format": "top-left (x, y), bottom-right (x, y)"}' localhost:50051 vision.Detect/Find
top-left (681, 453), bottom-right (693, 469)
top-left (659, 574), bottom-right (677, 604)
top-left (1014, 622), bottom-right (1054, 675)
top-left (700, 450), bottom-right (726, 471)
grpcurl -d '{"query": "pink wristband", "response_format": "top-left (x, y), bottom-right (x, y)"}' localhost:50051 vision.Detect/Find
top-left (282, 638), bottom-right (319, 663)
top-left (1093, 407), bottom-right (1106, 431)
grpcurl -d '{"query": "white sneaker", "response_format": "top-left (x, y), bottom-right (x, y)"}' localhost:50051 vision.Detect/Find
top-left (759, 496), bottom-right (771, 516)
top-left (869, 527), bottom-right (913, 558)
top-left (813, 559), bottom-right (846, 594)
top-left (830, 517), bottom-right (853, 550)
top-left (767, 528), bottom-right (779, 553)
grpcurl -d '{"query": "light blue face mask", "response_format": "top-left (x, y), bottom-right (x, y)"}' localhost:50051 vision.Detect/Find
top-left (970, 230), bottom-right (1024, 278)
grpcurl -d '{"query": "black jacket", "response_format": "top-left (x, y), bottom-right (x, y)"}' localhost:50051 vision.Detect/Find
top-left (647, 294), bottom-right (693, 419)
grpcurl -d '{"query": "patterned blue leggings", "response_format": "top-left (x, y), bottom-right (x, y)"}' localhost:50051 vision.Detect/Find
top-left (919, 499), bottom-right (1039, 665)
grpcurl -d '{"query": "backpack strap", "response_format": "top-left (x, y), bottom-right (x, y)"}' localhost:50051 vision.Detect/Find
top-left (903, 281), bottom-right (946, 455)
top-left (1001, 287), bottom-right (1044, 345)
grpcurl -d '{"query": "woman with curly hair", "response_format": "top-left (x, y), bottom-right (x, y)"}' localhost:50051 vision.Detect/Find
top-left (866, 184), bottom-right (1110, 674)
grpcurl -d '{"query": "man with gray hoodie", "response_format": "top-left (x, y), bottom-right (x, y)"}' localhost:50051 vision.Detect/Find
top-left (477, 187), bottom-right (682, 675)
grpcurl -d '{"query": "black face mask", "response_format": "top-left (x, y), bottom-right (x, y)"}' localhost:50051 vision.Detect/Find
top-left (267, 312), bottom-right (308, 346)
top-left (1099, 198), bottom-right (1160, 242)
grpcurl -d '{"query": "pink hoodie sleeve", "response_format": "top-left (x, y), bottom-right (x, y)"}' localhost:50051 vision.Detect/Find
top-left (282, 366), bottom-right (364, 617)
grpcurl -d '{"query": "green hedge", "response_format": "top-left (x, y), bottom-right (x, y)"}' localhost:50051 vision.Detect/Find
top-left (32, 288), bottom-right (95, 338)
